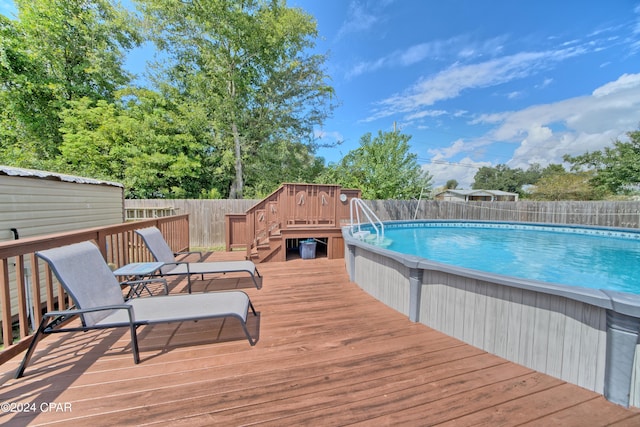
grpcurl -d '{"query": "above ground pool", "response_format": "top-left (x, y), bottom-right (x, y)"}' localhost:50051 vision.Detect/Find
top-left (358, 221), bottom-right (640, 295)
top-left (344, 220), bottom-right (640, 408)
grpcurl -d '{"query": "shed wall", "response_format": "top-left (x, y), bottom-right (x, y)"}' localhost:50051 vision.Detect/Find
top-left (0, 174), bottom-right (124, 326)
top-left (0, 175), bottom-right (124, 242)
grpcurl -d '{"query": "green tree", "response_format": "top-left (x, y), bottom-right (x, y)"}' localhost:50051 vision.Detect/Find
top-left (138, 0), bottom-right (336, 198)
top-left (0, 14), bottom-right (59, 165)
top-left (528, 170), bottom-right (604, 200)
top-left (319, 130), bottom-right (432, 199)
top-left (57, 88), bottom-right (222, 198)
top-left (564, 129), bottom-right (640, 195)
top-left (473, 164), bottom-right (522, 193)
top-left (445, 179), bottom-right (458, 189)
top-left (0, 0), bottom-right (141, 166)
top-left (244, 139), bottom-right (326, 198)
top-left (472, 163), bottom-right (545, 195)
top-left (540, 163), bottom-right (566, 178)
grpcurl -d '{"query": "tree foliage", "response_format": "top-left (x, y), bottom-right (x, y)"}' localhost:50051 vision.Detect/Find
top-left (471, 163), bottom-right (564, 195)
top-left (470, 162), bottom-right (598, 199)
top-left (137, 0), bottom-right (336, 198)
top-left (528, 171), bottom-right (604, 200)
top-left (319, 130), bottom-right (432, 199)
top-left (445, 179), bottom-right (459, 190)
top-left (244, 139), bottom-right (326, 198)
top-left (472, 164), bottom-right (528, 193)
top-left (6, 1), bottom-right (635, 202)
top-left (1, 0), bottom-right (336, 199)
top-left (564, 129), bottom-right (640, 195)
top-left (0, 0), bottom-right (141, 165)
top-left (56, 87), bottom-right (234, 198)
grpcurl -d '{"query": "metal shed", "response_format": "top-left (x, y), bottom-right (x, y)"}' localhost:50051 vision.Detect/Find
top-left (0, 166), bottom-right (124, 330)
top-left (0, 166), bottom-right (124, 242)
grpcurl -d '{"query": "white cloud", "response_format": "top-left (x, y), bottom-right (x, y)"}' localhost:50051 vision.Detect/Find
top-left (535, 78), bottom-right (554, 89)
top-left (424, 157), bottom-right (491, 189)
top-left (428, 73), bottom-right (640, 187)
top-left (404, 109), bottom-right (447, 121)
top-left (346, 35), bottom-right (507, 79)
top-left (429, 138), bottom-right (468, 160)
top-left (592, 73), bottom-right (640, 96)
top-left (346, 39), bottom-right (457, 79)
top-left (315, 129), bottom-right (344, 144)
top-left (399, 43), bottom-right (436, 65)
top-left (345, 57), bottom-right (387, 79)
top-left (336, 1), bottom-right (380, 40)
top-left (363, 46), bottom-right (586, 123)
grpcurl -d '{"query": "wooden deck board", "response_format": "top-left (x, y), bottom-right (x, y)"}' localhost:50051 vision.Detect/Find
top-left (1, 255), bottom-right (638, 426)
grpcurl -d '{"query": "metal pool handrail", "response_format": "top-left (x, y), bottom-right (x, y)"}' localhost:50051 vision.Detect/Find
top-left (349, 198), bottom-right (385, 242)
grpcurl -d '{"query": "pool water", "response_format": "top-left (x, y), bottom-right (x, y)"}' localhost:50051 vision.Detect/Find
top-left (381, 223), bottom-right (640, 294)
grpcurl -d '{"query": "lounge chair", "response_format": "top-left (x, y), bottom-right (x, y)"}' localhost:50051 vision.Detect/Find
top-left (135, 227), bottom-right (262, 292)
top-left (15, 241), bottom-right (257, 378)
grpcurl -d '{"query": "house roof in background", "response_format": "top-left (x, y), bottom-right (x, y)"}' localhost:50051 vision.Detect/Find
top-left (437, 189), bottom-right (518, 196)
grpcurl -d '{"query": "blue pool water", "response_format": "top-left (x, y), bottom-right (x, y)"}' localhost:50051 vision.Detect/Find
top-left (377, 222), bottom-right (640, 294)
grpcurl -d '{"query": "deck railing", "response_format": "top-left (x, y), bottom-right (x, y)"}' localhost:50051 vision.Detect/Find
top-left (228, 183), bottom-right (360, 258)
top-left (0, 214), bottom-right (189, 364)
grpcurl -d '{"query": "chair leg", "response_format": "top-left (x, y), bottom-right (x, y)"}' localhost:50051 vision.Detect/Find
top-left (243, 302), bottom-right (257, 345)
top-left (241, 321), bottom-right (256, 346)
top-left (251, 267), bottom-right (262, 289)
top-left (251, 274), bottom-right (262, 289)
top-left (130, 324), bottom-right (140, 364)
top-left (15, 316), bottom-right (49, 378)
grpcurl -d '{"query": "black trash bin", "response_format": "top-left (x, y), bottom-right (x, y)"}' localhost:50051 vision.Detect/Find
top-left (299, 239), bottom-right (317, 259)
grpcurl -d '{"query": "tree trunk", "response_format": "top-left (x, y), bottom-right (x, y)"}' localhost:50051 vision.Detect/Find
top-left (229, 121), bottom-right (244, 199)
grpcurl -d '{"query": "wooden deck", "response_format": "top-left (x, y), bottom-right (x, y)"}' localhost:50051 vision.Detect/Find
top-left (1, 253), bottom-right (639, 426)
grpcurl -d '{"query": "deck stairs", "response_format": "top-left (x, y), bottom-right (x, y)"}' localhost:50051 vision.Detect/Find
top-left (225, 184), bottom-right (360, 263)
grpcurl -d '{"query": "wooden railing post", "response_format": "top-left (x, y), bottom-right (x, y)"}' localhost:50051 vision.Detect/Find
top-left (15, 255), bottom-right (28, 338)
top-left (29, 255), bottom-right (42, 329)
top-left (0, 259), bottom-right (12, 348)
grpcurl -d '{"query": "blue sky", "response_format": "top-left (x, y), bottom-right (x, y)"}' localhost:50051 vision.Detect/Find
top-left (3, 1), bottom-right (640, 188)
top-left (291, 0), bottom-right (640, 188)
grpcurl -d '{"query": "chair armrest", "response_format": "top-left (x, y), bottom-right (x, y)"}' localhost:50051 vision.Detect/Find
top-left (175, 250), bottom-right (203, 262)
top-left (44, 304), bottom-right (135, 323)
top-left (160, 261), bottom-right (190, 274)
top-left (121, 278), bottom-right (169, 295)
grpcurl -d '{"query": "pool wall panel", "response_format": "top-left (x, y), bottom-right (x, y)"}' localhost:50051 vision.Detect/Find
top-left (344, 223), bottom-right (640, 407)
top-left (633, 351), bottom-right (640, 407)
top-left (419, 271), bottom-right (607, 394)
top-left (353, 248), bottom-right (410, 316)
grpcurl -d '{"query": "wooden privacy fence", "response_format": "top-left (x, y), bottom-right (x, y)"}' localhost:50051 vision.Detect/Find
top-left (126, 199), bottom-right (640, 249)
top-left (126, 199), bottom-right (259, 248)
top-left (378, 199), bottom-right (640, 228)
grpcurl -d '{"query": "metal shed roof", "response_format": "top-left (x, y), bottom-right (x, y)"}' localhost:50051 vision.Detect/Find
top-left (0, 165), bottom-right (123, 188)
